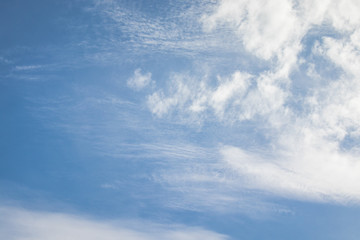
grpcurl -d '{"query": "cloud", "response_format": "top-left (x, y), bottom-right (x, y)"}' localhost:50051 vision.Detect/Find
top-left (214, 33), bottom-right (360, 203)
top-left (86, 0), bottom-right (245, 61)
top-left (0, 56), bottom-right (12, 64)
top-left (127, 68), bottom-right (152, 90)
top-left (143, 0), bottom-right (360, 205)
top-left (14, 65), bottom-right (43, 71)
top-left (202, 0), bottom-right (300, 61)
top-left (221, 140), bottom-right (360, 203)
top-left (150, 148), bottom-right (291, 216)
top-left (200, 0), bottom-right (360, 76)
top-left (147, 69), bottom-right (288, 125)
top-left (0, 206), bottom-right (228, 240)
top-left (22, 0), bottom-right (360, 210)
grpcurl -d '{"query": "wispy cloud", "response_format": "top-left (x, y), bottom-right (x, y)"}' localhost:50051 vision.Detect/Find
top-left (85, 0), bottom-right (246, 61)
top-left (0, 206), bottom-right (228, 240)
top-left (28, 90), bottom-right (289, 216)
top-left (0, 56), bottom-right (12, 64)
top-left (150, 149), bottom-right (291, 217)
top-left (127, 68), bottom-right (152, 91)
top-left (14, 65), bottom-right (44, 71)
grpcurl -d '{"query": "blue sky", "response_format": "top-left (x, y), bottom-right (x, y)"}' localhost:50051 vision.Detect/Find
top-left (1, 0), bottom-right (360, 239)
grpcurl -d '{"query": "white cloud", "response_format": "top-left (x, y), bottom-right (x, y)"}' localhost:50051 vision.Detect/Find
top-left (218, 71), bottom-right (360, 203)
top-left (0, 206), bottom-right (228, 240)
top-left (127, 68), bottom-right (152, 90)
top-left (26, 0), bottom-right (360, 209)
top-left (326, 0), bottom-right (360, 32)
top-left (202, 0), bottom-right (300, 61)
top-left (146, 69), bottom-right (290, 126)
top-left (14, 65), bottom-right (43, 71)
top-left (210, 71), bottom-right (251, 119)
top-left (320, 36), bottom-right (360, 77)
top-left (218, 49), bottom-right (360, 203)
top-left (147, 73), bottom-right (201, 119)
top-left (143, 0), bottom-right (360, 205)
top-left (221, 139), bottom-right (360, 203)
top-left (200, 0), bottom-right (360, 77)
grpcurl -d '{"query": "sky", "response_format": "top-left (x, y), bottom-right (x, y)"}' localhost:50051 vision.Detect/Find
top-left (1, 0), bottom-right (360, 239)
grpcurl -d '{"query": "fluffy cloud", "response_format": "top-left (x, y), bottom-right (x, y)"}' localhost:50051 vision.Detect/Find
top-left (147, 70), bottom-right (288, 124)
top-left (127, 68), bottom-right (152, 90)
top-left (202, 0), bottom-right (300, 61)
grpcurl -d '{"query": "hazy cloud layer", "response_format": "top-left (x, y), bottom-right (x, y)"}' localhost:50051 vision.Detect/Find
top-left (0, 206), bottom-right (228, 240)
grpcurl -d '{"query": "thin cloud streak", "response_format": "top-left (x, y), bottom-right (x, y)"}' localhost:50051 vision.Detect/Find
top-left (87, 0), bottom-right (246, 59)
top-left (0, 206), bottom-right (228, 240)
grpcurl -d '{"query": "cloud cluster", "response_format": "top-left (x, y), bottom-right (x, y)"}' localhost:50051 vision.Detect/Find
top-left (142, 0), bottom-right (360, 204)
top-left (26, 0), bottom-right (360, 211)
top-left (147, 71), bottom-right (287, 125)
